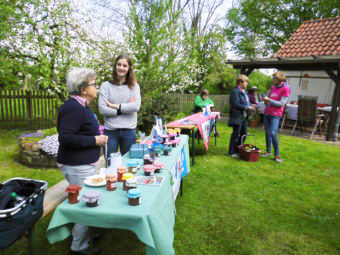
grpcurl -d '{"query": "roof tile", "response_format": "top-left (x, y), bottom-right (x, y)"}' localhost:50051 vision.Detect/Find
top-left (274, 17), bottom-right (340, 58)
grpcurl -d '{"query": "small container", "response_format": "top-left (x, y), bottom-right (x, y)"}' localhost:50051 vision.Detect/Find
top-left (153, 161), bottom-right (164, 173)
top-left (66, 185), bottom-right (82, 204)
top-left (143, 164), bottom-right (156, 176)
top-left (160, 134), bottom-right (168, 144)
top-left (168, 133), bottom-right (176, 141)
top-left (82, 190), bottom-right (101, 207)
top-left (125, 177), bottom-right (137, 192)
top-left (122, 173), bottom-right (133, 191)
top-left (143, 154), bottom-right (154, 165)
top-left (174, 128), bottom-right (181, 137)
top-left (163, 146), bottom-right (172, 156)
top-left (170, 141), bottom-right (177, 148)
top-left (117, 166), bottom-right (127, 182)
top-left (127, 162), bottom-right (139, 174)
top-left (166, 129), bottom-right (174, 135)
top-left (106, 174), bottom-right (117, 191)
top-left (127, 188), bottom-right (142, 206)
top-left (154, 147), bottom-right (163, 157)
top-left (148, 147), bottom-right (156, 158)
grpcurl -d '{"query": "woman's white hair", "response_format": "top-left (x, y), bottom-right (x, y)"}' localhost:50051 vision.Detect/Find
top-left (66, 67), bottom-right (96, 94)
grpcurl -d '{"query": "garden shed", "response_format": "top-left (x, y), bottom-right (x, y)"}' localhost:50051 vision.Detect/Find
top-left (226, 17), bottom-right (340, 141)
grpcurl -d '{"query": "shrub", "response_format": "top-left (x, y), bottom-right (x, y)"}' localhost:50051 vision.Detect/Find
top-left (137, 93), bottom-right (180, 132)
top-left (175, 112), bottom-right (186, 120)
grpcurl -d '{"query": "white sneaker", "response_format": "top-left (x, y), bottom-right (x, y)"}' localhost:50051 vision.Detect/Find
top-left (274, 156), bottom-right (283, 163)
top-left (261, 152), bottom-right (272, 158)
top-left (229, 153), bottom-right (239, 158)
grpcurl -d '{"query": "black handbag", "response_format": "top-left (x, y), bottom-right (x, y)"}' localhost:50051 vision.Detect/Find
top-left (0, 178), bottom-right (48, 249)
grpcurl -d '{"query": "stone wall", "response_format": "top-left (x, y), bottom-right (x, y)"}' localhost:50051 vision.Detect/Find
top-left (19, 142), bottom-right (57, 168)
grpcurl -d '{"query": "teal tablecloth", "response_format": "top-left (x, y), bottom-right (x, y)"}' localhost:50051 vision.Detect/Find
top-left (47, 135), bottom-right (190, 255)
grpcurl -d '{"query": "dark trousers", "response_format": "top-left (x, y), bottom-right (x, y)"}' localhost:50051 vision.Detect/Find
top-left (228, 118), bottom-right (247, 154)
top-left (104, 128), bottom-right (136, 159)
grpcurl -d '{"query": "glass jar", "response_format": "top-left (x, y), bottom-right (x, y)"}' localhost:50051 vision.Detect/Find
top-left (163, 146), bottom-right (171, 156)
top-left (125, 177), bottom-right (137, 192)
top-left (66, 184), bottom-right (82, 204)
top-left (127, 188), bottom-right (141, 206)
top-left (117, 166), bottom-right (127, 182)
top-left (169, 133), bottom-right (176, 141)
top-left (160, 134), bottom-right (168, 144)
top-left (82, 190), bottom-right (101, 207)
top-left (174, 128), bottom-right (181, 137)
top-left (143, 154), bottom-right (154, 165)
top-left (143, 164), bottom-right (156, 176)
top-left (153, 161), bottom-right (164, 173)
top-left (106, 174), bottom-right (117, 191)
top-left (122, 173), bottom-right (133, 191)
top-left (127, 162), bottom-right (139, 174)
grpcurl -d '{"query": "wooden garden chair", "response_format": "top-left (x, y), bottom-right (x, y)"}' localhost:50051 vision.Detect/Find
top-left (291, 95), bottom-right (324, 139)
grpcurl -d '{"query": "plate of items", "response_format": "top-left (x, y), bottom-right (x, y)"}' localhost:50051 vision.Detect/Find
top-left (84, 175), bottom-right (106, 187)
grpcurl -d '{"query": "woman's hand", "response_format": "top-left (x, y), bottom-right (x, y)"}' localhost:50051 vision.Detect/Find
top-left (95, 135), bottom-right (108, 146)
top-left (107, 100), bottom-right (120, 109)
top-left (263, 96), bottom-right (270, 105)
top-left (129, 98), bottom-right (136, 103)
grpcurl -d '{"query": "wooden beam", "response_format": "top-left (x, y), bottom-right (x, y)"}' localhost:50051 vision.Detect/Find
top-left (321, 63), bottom-right (338, 82)
top-left (326, 69), bottom-right (340, 141)
top-left (245, 67), bottom-right (255, 76)
top-left (240, 66), bottom-right (255, 75)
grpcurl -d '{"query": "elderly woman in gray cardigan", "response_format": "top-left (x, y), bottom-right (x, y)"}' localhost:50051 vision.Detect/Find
top-left (98, 55), bottom-right (141, 160)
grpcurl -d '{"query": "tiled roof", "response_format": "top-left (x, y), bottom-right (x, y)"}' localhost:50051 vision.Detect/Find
top-left (273, 17), bottom-right (340, 58)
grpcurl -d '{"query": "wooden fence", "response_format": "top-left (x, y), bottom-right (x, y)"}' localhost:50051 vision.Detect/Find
top-left (0, 89), bottom-right (60, 130)
top-left (0, 90), bottom-right (229, 130)
top-left (166, 94), bottom-right (229, 114)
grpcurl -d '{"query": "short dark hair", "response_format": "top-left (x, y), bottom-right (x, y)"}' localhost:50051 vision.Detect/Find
top-left (200, 89), bottom-right (209, 97)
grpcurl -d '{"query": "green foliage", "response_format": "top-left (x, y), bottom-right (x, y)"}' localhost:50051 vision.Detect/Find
top-left (249, 71), bottom-right (273, 93)
top-left (174, 112), bottom-right (186, 120)
top-left (225, 0), bottom-right (340, 57)
top-left (41, 127), bottom-right (58, 137)
top-left (137, 93), bottom-right (180, 132)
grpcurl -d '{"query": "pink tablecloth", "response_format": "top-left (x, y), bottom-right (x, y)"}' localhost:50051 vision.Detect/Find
top-left (167, 112), bottom-right (219, 150)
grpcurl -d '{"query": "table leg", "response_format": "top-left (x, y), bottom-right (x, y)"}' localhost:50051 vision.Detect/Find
top-left (180, 179), bottom-right (183, 196)
top-left (215, 118), bottom-right (217, 146)
top-left (191, 129), bottom-right (195, 166)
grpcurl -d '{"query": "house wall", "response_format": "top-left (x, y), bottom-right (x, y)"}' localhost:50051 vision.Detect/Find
top-left (281, 70), bottom-right (335, 104)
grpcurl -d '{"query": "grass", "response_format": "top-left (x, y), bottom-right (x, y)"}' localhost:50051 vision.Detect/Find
top-left (1, 124), bottom-right (339, 255)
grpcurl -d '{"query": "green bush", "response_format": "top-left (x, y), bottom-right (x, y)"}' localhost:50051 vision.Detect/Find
top-left (137, 93), bottom-right (180, 133)
top-left (175, 112), bottom-right (186, 120)
top-left (41, 127), bottom-right (58, 137)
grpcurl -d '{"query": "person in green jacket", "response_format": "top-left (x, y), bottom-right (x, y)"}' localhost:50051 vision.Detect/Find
top-left (192, 89), bottom-right (214, 113)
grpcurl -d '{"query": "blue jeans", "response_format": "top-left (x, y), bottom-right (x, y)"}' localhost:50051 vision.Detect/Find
top-left (263, 115), bottom-right (280, 156)
top-left (104, 128), bottom-right (136, 160)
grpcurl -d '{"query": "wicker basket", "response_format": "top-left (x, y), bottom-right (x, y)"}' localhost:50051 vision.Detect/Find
top-left (238, 134), bottom-right (260, 162)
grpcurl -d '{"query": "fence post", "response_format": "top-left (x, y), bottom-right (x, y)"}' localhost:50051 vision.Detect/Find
top-left (26, 90), bottom-right (33, 129)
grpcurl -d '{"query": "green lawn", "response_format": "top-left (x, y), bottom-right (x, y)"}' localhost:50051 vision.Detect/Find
top-left (0, 124), bottom-right (339, 255)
